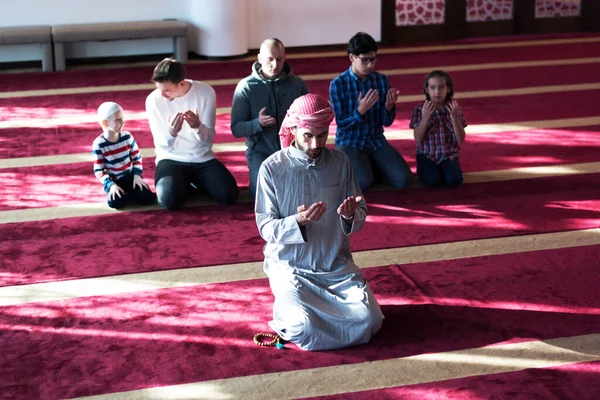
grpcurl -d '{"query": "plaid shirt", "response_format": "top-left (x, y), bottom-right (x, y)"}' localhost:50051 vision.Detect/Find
top-left (330, 67), bottom-right (395, 150)
top-left (409, 103), bottom-right (467, 164)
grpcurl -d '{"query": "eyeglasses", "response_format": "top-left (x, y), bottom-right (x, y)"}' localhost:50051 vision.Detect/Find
top-left (356, 55), bottom-right (379, 65)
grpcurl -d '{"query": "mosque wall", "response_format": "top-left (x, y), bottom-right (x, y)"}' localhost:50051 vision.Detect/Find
top-left (0, 0), bottom-right (380, 64)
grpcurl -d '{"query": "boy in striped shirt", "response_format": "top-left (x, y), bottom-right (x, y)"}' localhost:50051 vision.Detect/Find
top-left (92, 102), bottom-right (156, 209)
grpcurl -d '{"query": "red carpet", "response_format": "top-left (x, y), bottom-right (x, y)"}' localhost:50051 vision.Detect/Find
top-left (2, 124), bottom-right (600, 211)
top-left (4, 61), bottom-right (600, 117)
top-left (1, 173), bottom-right (599, 286)
top-left (0, 153), bottom-right (247, 211)
top-left (2, 37), bottom-right (599, 91)
top-left (2, 125), bottom-right (600, 173)
top-left (0, 86), bottom-right (239, 113)
top-left (1, 33), bottom-right (600, 398)
top-left (0, 244), bottom-right (598, 399)
top-left (2, 87), bottom-right (600, 162)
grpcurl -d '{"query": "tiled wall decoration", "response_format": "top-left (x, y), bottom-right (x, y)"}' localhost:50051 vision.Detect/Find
top-left (466, 0), bottom-right (514, 22)
top-left (396, 0), bottom-right (445, 26)
top-left (535, 0), bottom-right (581, 18)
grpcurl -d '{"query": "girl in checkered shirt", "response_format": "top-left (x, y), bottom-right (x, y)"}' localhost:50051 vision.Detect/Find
top-left (409, 70), bottom-right (467, 187)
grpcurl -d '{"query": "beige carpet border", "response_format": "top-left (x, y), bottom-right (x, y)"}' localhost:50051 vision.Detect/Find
top-left (71, 333), bottom-right (600, 400)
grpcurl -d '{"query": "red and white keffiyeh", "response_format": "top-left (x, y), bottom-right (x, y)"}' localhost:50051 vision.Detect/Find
top-left (278, 94), bottom-right (334, 149)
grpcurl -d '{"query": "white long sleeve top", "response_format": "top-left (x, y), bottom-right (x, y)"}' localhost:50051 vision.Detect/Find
top-left (145, 80), bottom-right (217, 164)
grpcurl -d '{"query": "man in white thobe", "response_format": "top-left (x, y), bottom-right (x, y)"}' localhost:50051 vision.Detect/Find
top-left (255, 94), bottom-right (384, 351)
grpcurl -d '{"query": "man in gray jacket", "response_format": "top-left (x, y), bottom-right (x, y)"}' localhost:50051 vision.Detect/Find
top-left (231, 38), bottom-right (309, 197)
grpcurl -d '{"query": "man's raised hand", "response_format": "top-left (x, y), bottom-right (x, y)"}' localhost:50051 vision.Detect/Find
top-left (296, 202), bottom-right (327, 226)
top-left (168, 112), bottom-right (184, 137)
top-left (183, 107), bottom-right (201, 130)
top-left (385, 88), bottom-right (399, 111)
top-left (337, 196), bottom-right (363, 220)
top-left (357, 89), bottom-right (379, 116)
top-left (258, 107), bottom-right (276, 127)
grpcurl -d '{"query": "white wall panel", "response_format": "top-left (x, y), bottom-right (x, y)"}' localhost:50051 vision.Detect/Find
top-left (247, 0), bottom-right (381, 48)
top-left (0, 0), bottom-right (381, 64)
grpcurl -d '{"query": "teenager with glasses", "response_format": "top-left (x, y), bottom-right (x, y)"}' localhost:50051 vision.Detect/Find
top-left (329, 32), bottom-right (412, 191)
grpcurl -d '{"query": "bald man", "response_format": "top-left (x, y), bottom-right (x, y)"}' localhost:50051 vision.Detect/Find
top-left (231, 38), bottom-right (309, 197)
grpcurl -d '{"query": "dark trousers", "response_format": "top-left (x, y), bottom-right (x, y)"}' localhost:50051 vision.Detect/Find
top-left (337, 140), bottom-right (413, 191)
top-left (155, 158), bottom-right (239, 211)
top-left (104, 172), bottom-right (156, 209)
top-left (246, 150), bottom-right (271, 198)
top-left (416, 154), bottom-right (463, 187)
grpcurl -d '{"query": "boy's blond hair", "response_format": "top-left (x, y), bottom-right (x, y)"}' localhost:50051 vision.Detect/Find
top-left (97, 102), bottom-right (123, 124)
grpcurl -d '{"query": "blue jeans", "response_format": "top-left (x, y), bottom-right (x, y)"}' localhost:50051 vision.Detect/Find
top-left (337, 141), bottom-right (413, 191)
top-left (155, 158), bottom-right (239, 211)
top-left (416, 154), bottom-right (463, 187)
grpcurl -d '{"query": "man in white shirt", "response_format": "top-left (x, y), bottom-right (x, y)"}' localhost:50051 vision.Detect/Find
top-left (146, 58), bottom-right (239, 210)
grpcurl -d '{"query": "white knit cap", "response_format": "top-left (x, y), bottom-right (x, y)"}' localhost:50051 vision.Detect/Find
top-left (97, 102), bottom-right (123, 121)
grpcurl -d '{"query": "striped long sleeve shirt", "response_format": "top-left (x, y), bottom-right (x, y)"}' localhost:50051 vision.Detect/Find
top-left (92, 131), bottom-right (142, 190)
top-left (329, 67), bottom-right (395, 150)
